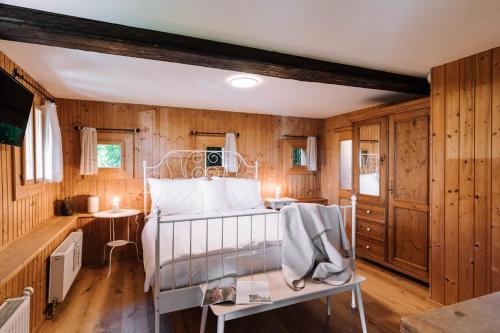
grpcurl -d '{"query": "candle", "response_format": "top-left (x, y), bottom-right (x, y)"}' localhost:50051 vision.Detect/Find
top-left (87, 195), bottom-right (99, 213)
top-left (112, 196), bottom-right (120, 213)
top-left (275, 185), bottom-right (281, 199)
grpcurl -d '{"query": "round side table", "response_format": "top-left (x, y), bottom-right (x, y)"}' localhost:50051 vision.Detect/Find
top-left (93, 208), bottom-right (141, 279)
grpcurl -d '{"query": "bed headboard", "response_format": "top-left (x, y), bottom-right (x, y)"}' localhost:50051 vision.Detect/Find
top-left (142, 150), bottom-right (259, 214)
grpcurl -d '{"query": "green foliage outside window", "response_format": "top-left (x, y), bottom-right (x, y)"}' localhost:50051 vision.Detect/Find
top-left (97, 144), bottom-right (122, 168)
top-left (292, 147), bottom-right (306, 166)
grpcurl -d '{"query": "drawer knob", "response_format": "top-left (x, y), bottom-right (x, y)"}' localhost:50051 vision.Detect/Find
top-left (366, 227), bottom-right (371, 232)
top-left (366, 210), bottom-right (371, 214)
top-left (365, 245), bottom-right (371, 250)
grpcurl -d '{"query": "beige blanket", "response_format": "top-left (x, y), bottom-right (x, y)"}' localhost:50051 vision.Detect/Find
top-left (280, 203), bottom-right (352, 290)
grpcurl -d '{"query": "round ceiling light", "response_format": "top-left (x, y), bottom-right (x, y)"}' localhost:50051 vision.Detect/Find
top-left (228, 76), bottom-right (260, 88)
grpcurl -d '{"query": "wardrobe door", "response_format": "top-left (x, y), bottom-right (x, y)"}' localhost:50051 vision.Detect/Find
top-left (353, 117), bottom-right (388, 206)
top-left (388, 109), bottom-right (430, 280)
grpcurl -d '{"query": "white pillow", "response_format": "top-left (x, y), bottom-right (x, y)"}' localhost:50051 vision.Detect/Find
top-left (148, 178), bottom-right (204, 215)
top-left (200, 178), bottom-right (232, 212)
top-left (224, 178), bottom-right (263, 210)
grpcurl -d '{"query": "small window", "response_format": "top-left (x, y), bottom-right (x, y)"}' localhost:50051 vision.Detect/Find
top-left (292, 147), bottom-right (307, 167)
top-left (206, 146), bottom-right (224, 167)
top-left (340, 139), bottom-right (353, 189)
top-left (97, 143), bottom-right (122, 168)
top-left (23, 106), bottom-right (44, 183)
top-left (35, 107), bottom-right (44, 181)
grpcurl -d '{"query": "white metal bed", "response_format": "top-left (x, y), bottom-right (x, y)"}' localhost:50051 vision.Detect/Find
top-left (143, 150), bottom-right (365, 333)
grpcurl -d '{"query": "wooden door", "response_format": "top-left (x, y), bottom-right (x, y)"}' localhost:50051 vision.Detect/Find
top-left (388, 109), bottom-right (430, 280)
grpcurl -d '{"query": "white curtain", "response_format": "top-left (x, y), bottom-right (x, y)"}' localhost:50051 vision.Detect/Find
top-left (80, 127), bottom-right (98, 175)
top-left (306, 136), bottom-right (317, 172)
top-left (42, 101), bottom-right (63, 182)
top-left (224, 132), bottom-right (238, 173)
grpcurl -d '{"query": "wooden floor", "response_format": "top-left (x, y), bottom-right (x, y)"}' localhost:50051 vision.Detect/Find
top-left (38, 259), bottom-right (439, 333)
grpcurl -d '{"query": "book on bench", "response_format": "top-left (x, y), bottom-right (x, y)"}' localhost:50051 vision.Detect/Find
top-left (202, 277), bottom-right (273, 306)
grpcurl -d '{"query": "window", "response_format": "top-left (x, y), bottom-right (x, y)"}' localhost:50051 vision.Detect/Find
top-left (206, 146), bottom-right (224, 167)
top-left (292, 147), bottom-right (307, 167)
top-left (23, 106), bottom-right (44, 183)
top-left (96, 132), bottom-right (133, 179)
top-left (339, 139), bottom-right (352, 189)
top-left (97, 143), bottom-right (122, 168)
top-left (283, 138), bottom-right (312, 175)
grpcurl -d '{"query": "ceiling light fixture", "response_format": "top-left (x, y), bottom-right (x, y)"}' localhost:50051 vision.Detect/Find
top-left (228, 76), bottom-right (260, 88)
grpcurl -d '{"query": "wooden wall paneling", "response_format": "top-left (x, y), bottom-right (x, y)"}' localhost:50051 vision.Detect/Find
top-left (57, 99), bottom-right (322, 263)
top-left (492, 47), bottom-right (500, 293)
top-left (430, 65), bottom-right (446, 303)
top-left (473, 50), bottom-right (492, 297)
top-left (458, 56), bottom-right (475, 301)
top-left (430, 45), bottom-right (500, 304)
top-left (0, 51), bottom-right (60, 250)
top-left (443, 61), bottom-right (460, 304)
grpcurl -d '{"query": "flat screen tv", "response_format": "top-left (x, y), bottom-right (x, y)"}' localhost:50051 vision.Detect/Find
top-left (0, 67), bottom-right (34, 147)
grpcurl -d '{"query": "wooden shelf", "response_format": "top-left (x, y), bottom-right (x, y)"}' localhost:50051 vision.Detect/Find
top-left (0, 213), bottom-right (91, 286)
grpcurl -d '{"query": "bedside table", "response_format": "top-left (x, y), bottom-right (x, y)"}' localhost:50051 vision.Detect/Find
top-left (93, 208), bottom-right (141, 278)
top-left (264, 197), bottom-right (298, 210)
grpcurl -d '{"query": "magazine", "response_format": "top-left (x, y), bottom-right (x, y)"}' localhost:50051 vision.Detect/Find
top-left (235, 280), bottom-right (273, 305)
top-left (201, 277), bottom-right (272, 306)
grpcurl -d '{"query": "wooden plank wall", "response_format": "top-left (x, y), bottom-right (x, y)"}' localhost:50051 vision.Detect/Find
top-left (0, 51), bottom-right (63, 332)
top-left (57, 99), bottom-right (322, 262)
top-left (0, 52), bottom-right (60, 250)
top-left (430, 46), bottom-right (500, 304)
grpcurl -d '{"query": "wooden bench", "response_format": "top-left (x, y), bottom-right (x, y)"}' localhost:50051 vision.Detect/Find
top-left (401, 292), bottom-right (500, 333)
top-left (202, 270), bottom-right (367, 333)
top-left (0, 213), bottom-right (91, 287)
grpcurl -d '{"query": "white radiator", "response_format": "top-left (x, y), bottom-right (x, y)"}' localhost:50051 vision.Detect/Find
top-left (48, 230), bottom-right (83, 304)
top-left (0, 287), bottom-right (33, 333)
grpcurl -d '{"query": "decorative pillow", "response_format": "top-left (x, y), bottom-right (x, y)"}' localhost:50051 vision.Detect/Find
top-left (200, 177), bottom-right (232, 212)
top-left (224, 178), bottom-right (264, 210)
top-left (148, 178), bottom-right (204, 215)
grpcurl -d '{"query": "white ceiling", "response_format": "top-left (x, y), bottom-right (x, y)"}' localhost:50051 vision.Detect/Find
top-left (2, 0), bottom-right (500, 117)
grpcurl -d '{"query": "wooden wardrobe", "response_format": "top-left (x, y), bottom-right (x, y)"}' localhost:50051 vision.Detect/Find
top-left (351, 100), bottom-right (430, 282)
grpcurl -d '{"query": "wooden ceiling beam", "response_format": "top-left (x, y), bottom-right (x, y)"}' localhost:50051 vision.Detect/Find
top-left (0, 4), bottom-right (429, 95)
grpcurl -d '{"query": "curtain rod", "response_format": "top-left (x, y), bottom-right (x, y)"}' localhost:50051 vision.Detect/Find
top-left (282, 134), bottom-right (319, 140)
top-left (360, 139), bottom-right (379, 143)
top-left (191, 131), bottom-right (240, 137)
top-left (73, 125), bottom-right (140, 133)
top-left (12, 68), bottom-right (56, 103)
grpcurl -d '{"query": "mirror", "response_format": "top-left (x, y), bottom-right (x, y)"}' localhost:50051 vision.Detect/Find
top-left (291, 147), bottom-right (307, 167)
top-left (359, 124), bottom-right (380, 196)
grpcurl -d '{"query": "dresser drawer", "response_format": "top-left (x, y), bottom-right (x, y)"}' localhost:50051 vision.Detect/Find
top-left (357, 237), bottom-right (385, 261)
top-left (356, 203), bottom-right (385, 222)
top-left (356, 219), bottom-right (385, 242)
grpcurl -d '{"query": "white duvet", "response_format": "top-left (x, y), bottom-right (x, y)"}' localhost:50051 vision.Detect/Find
top-left (142, 209), bottom-right (281, 291)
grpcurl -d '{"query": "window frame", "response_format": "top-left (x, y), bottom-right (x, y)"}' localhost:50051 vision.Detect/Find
top-left (13, 103), bottom-right (45, 200)
top-left (283, 138), bottom-right (313, 175)
top-left (96, 132), bottom-right (134, 179)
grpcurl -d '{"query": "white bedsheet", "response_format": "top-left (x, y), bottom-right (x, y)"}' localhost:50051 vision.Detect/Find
top-left (142, 209), bottom-right (281, 291)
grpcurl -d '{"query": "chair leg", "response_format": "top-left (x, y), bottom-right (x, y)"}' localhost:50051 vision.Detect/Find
top-left (351, 289), bottom-right (357, 309)
top-left (327, 295), bottom-right (332, 318)
top-left (200, 306), bottom-right (208, 333)
top-left (355, 284), bottom-right (367, 333)
top-left (217, 315), bottom-right (225, 333)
